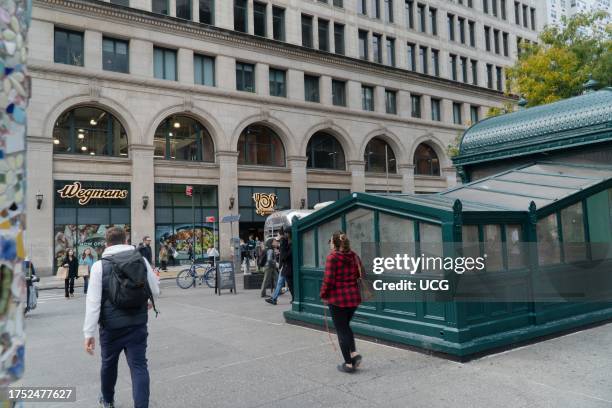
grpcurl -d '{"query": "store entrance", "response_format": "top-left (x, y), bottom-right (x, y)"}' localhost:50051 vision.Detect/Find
top-left (239, 222), bottom-right (264, 241)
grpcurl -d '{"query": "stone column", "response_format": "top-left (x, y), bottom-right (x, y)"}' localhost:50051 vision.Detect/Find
top-left (247, 0), bottom-right (254, 35)
top-left (347, 80), bottom-right (362, 110)
top-left (422, 94), bottom-right (432, 120)
top-left (442, 99), bottom-right (453, 123)
top-left (287, 69), bottom-right (304, 101)
top-left (288, 156), bottom-right (308, 209)
top-left (216, 0), bottom-right (234, 30)
top-left (131, 0), bottom-right (150, 11)
top-left (28, 20), bottom-right (54, 62)
top-left (216, 56), bottom-right (236, 91)
top-left (398, 164), bottom-right (416, 193)
top-left (84, 30), bottom-right (102, 71)
top-left (216, 151), bottom-right (239, 260)
top-left (443, 167), bottom-right (458, 188)
top-left (193, 0), bottom-right (200, 22)
top-left (375, 86), bottom-right (386, 114)
top-left (169, 0), bottom-right (176, 17)
top-left (398, 90), bottom-right (411, 118)
top-left (27, 137), bottom-right (54, 275)
top-left (348, 160), bottom-right (366, 192)
top-left (130, 145), bottom-right (155, 258)
top-left (130, 39), bottom-right (153, 77)
top-left (320, 75), bottom-right (332, 106)
top-left (266, 2), bottom-right (274, 39)
top-left (256, 62), bottom-right (269, 97)
top-left (462, 103), bottom-right (471, 126)
top-left (178, 48), bottom-right (194, 84)
top-left (312, 18), bottom-right (319, 50)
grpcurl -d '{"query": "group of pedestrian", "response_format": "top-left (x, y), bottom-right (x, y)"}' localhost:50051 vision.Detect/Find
top-left (60, 247), bottom-right (95, 298)
top-left (157, 241), bottom-right (177, 271)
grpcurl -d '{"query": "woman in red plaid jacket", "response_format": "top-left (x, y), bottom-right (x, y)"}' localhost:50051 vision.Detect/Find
top-left (320, 231), bottom-right (363, 373)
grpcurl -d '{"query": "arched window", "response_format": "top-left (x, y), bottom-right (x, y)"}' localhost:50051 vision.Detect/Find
top-left (414, 143), bottom-right (440, 176)
top-left (306, 132), bottom-right (346, 170)
top-left (364, 137), bottom-right (397, 173)
top-left (237, 123), bottom-right (285, 167)
top-left (154, 115), bottom-right (215, 162)
top-left (53, 106), bottom-right (128, 157)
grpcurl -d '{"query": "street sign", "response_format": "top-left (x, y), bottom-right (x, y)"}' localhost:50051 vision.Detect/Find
top-left (216, 261), bottom-right (236, 295)
top-left (185, 185), bottom-right (193, 197)
top-left (221, 214), bottom-right (241, 223)
top-left (206, 216), bottom-right (216, 223)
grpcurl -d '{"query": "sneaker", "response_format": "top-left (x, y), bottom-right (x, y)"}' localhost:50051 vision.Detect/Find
top-left (99, 396), bottom-right (114, 408)
top-left (265, 298), bottom-right (277, 305)
top-left (337, 363), bottom-right (356, 373)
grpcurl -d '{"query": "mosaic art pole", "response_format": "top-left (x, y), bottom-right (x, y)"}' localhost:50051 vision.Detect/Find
top-left (0, 0), bottom-right (31, 397)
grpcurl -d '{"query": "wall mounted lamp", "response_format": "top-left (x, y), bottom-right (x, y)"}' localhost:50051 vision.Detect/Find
top-left (229, 196), bottom-right (235, 210)
top-left (300, 198), bottom-right (306, 209)
top-left (142, 195), bottom-right (149, 210)
top-left (36, 192), bottom-right (43, 210)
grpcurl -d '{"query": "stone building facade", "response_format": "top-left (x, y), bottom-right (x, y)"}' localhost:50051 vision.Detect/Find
top-left (27, 0), bottom-right (539, 273)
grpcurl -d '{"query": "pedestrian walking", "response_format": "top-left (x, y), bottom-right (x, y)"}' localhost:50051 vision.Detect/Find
top-left (265, 230), bottom-right (293, 305)
top-left (320, 231), bottom-right (363, 373)
top-left (83, 226), bottom-right (159, 408)
top-left (158, 245), bottom-right (168, 271)
top-left (259, 238), bottom-right (278, 298)
top-left (80, 247), bottom-right (95, 295)
top-left (137, 236), bottom-right (153, 265)
top-left (62, 248), bottom-right (79, 298)
top-left (167, 242), bottom-right (177, 266)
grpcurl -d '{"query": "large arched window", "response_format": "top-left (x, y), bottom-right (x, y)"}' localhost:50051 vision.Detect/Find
top-left (364, 137), bottom-right (397, 173)
top-left (306, 132), bottom-right (346, 170)
top-left (237, 123), bottom-right (285, 167)
top-left (414, 143), bottom-right (440, 176)
top-left (154, 115), bottom-right (215, 162)
top-left (53, 106), bottom-right (128, 157)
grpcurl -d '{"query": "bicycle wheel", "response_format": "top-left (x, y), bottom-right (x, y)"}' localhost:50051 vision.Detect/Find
top-left (176, 269), bottom-right (195, 289)
top-left (203, 267), bottom-right (216, 288)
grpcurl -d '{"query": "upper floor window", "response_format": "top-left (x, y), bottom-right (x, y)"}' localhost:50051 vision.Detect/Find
top-left (53, 106), bottom-right (128, 157)
top-left (385, 90), bottom-right (397, 114)
top-left (269, 68), bottom-right (286, 97)
top-left (253, 1), bottom-right (267, 37)
top-left (431, 98), bottom-right (441, 121)
top-left (194, 54), bottom-right (215, 86)
top-left (384, 0), bottom-right (394, 22)
top-left (234, 0), bottom-right (248, 33)
top-left (154, 115), bottom-right (215, 162)
top-left (54, 28), bottom-right (84, 67)
top-left (152, 0), bottom-right (168, 15)
top-left (238, 124), bottom-right (285, 167)
top-left (372, 33), bottom-right (382, 63)
top-left (358, 30), bottom-right (368, 60)
top-left (386, 38), bottom-right (395, 66)
top-left (405, 0), bottom-right (414, 29)
top-left (411, 94), bottom-right (422, 118)
top-left (199, 0), bottom-right (214, 25)
top-left (304, 75), bottom-right (320, 103)
top-left (332, 79), bottom-right (347, 107)
top-left (468, 21), bottom-right (475, 46)
top-left (470, 105), bottom-right (480, 123)
top-left (362, 85), bottom-right (374, 111)
top-left (371, 0), bottom-right (381, 19)
top-left (110, 0), bottom-right (129, 6)
top-left (417, 3), bottom-right (426, 32)
top-left (358, 0), bottom-right (367, 15)
top-left (273, 7), bottom-right (285, 41)
top-left (153, 47), bottom-right (177, 81)
top-left (307, 132), bottom-right (346, 170)
top-left (429, 8), bottom-right (437, 35)
top-left (365, 138), bottom-right (397, 173)
top-left (334, 23), bottom-right (345, 55)
top-left (176, 0), bottom-right (191, 19)
top-left (302, 15), bottom-right (314, 48)
top-left (407, 42), bottom-right (416, 71)
top-left (318, 19), bottom-right (330, 52)
top-left (414, 143), bottom-right (440, 176)
top-left (102, 37), bottom-right (129, 74)
top-left (453, 102), bottom-right (463, 124)
top-left (236, 62), bottom-right (255, 92)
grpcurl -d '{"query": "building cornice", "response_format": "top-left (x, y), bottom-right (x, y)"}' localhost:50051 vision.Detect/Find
top-left (34, 0), bottom-right (516, 102)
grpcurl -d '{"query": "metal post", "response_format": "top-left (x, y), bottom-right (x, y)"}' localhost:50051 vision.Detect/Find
top-left (192, 190), bottom-right (195, 262)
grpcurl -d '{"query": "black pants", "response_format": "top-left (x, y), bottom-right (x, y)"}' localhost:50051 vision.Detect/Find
top-left (100, 324), bottom-right (149, 407)
top-left (328, 304), bottom-right (357, 364)
top-left (64, 277), bottom-right (74, 297)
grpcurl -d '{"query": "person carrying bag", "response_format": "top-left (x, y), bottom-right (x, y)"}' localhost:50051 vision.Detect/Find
top-left (320, 231), bottom-right (364, 374)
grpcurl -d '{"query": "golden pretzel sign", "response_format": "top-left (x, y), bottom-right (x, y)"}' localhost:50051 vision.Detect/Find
top-left (253, 193), bottom-right (278, 216)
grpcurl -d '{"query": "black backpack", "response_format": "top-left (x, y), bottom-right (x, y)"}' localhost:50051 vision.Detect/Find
top-left (258, 250), bottom-right (267, 268)
top-left (103, 250), bottom-right (158, 314)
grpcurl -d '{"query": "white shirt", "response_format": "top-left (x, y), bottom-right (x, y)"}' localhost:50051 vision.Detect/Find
top-left (83, 244), bottom-right (160, 339)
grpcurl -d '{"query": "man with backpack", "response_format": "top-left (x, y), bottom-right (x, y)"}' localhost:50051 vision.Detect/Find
top-left (83, 227), bottom-right (159, 408)
top-left (259, 238), bottom-right (278, 298)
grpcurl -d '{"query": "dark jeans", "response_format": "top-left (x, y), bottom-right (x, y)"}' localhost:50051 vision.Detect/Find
top-left (286, 275), bottom-right (294, 301)
top-left (83, 276), bottom-right (89, 294)
top-left (160, 260), bottom-right (167, 271)
top-left (100, 324), bottom-right (149, 408)
top-left (64, 277), bottom-right (74, 297)
top-left (329, 305), bottom-right (357, 364)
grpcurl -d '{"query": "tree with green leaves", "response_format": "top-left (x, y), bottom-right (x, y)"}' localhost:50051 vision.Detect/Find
top-left (506, 11), bottom-right (611, 107)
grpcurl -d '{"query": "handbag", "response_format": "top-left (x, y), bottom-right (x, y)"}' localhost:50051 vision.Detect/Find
top-left (78, 264), bottom-right (89, 277)
top-left (357, 260), bottom-right (375, 302)
top-left (56, 266), bottom-right (68, 280)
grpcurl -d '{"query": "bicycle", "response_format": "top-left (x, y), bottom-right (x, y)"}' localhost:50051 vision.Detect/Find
top-left (176, 261), bottom-right (216, 289)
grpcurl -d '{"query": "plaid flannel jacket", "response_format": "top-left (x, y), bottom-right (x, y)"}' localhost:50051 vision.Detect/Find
top-left (320, 250), bottom-right (362, 308)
